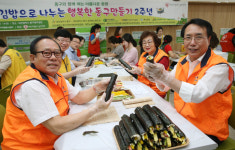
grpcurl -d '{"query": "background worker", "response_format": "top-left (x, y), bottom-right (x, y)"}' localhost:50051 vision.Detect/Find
top-left (0, 39), bottom-right (27, 89)
top-left (88, 24), bottom-right (105, 56)
top-left (54, 29), bottom-right (90, 84)
top-left (121, 33), bottom-right (139, 66)
top-left (65, 35), bottom-right (86, 67)
top-left (127, 31), bottom-right (169, 98)
top-left (209, 32), bottom-right (220, 50)
top-left (76, 36), bottom-right (85, 57)
top-left (100, 36), bottom-right (124, 59)
top-left (160, 35), bottom-right (179, 59)
top-left (220, 28), bottom-right (235, 63)
top-left (114, 27), bottom-right (123, 39)
top-left (156, 26), bottom-right (164, 47)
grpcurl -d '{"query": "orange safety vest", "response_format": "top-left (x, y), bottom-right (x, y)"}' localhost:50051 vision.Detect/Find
top-left (174, 49), bottom-right (234, 141)
top-left (88, 33), bottom-right (100, 55)
top-left (1, 64), bottom-right (69, 150)
top-left (137, 49), bottom-right (169, 98)
top-left (220, 32), bottom-right (235, 52)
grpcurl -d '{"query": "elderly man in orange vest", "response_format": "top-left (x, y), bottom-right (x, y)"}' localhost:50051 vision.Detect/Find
top-left (144, 18), bottom-right (234, 145)
top-left (1, 36), bottom-right (112, 150)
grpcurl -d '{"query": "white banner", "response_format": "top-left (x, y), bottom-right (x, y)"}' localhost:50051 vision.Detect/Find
top-left (0, 0), bottom-right (188, 30)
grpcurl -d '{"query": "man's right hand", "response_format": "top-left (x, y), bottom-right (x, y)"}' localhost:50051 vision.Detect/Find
top-left (75, 66), bottom-right (90, 74)
top-left (144, 62), bottom-right (170, 83)
top-left (127, 66), bottom-right (141, 75)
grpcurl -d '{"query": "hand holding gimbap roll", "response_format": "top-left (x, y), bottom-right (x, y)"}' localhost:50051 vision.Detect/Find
top-left (144, 62), bottom-right (171, 83)
top-left (92, 78), bottom-right (111, 94)
top-left (146, 55), bottom-right (154, 63)
top-left (126, 66), bottom-right (142, 75)
top-left (92, 92), bottom-right (112, 113)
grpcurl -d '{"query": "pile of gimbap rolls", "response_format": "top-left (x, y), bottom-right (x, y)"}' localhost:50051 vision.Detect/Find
top-left (114, 104), bottom-right (187, 150)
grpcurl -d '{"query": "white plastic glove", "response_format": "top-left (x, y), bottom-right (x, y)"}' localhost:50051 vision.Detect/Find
top-left (143, 62), bottom-right (171, 84)
top-left (109, 59), bottom-right (119, 66)
top-left (96, 32), bottom-right (100, 38)
top-left (126, 66), bottom-right (141, 75)
top-left (75, 66), bottom-right (90, 75)
top-left (100, 53), bottom-right (106, 59)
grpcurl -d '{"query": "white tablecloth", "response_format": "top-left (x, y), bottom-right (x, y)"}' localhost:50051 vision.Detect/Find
top-left (54, 65), bottom-right (217, 150)
top-left (75, 65), bottom-right (130, 81)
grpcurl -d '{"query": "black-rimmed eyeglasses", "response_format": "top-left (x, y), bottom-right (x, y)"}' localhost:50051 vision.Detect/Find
top-left (36, 50), bottom-right (62, 58)
top-left (183, 36), bottom-right (206, 43)
top-left (56, 39), bottom-right (71, 43)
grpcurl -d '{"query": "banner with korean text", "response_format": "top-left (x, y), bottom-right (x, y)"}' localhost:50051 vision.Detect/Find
top-left (0, 0), bottom-right (188, 31)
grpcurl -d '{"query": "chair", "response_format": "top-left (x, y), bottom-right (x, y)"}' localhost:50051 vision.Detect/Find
top-left (165, 90), bottom-right (170, 102)
top-left (216, 137), bottom-right (235, 150)
top-left (0, 84), bottom-right (12, 108)
top-left (229, 86), bottom-right (235, 129)
top-left (165, 67), bottom-right (173, 102)
top-left (0, 104), bottom-right (6, 144)
top-left (216, 85), bottom-right (235, 149)
top-left (227, 52), bottom-right (235, 63)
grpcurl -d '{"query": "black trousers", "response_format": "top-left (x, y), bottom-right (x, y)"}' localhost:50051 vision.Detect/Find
top-left (207, 134), bottom-right (223, 145)
top-left (90, 54), bottom-right (99, 57)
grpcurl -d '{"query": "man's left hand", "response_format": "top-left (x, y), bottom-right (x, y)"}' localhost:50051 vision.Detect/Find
top-left (144, 62), bottom-right (170, 83)
top-left (77, 66), bottom-right (90, 74)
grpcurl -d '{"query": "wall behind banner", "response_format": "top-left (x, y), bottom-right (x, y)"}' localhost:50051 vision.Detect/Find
top-left (0, 2), bottom-right (234, 61)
